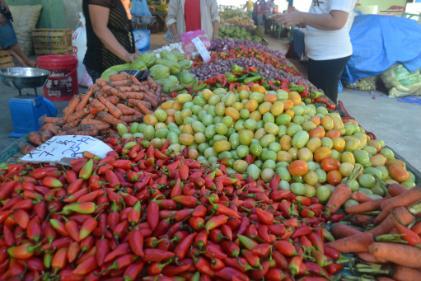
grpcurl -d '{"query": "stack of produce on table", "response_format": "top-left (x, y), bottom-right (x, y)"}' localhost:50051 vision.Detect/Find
top-left (221, 17), bottom-right (256, 30)
top-left (327, 185), bottom-right (421, 281)
top-left (381, 64), bottom-right (421, 98)
top-left (27, 73), bottom-right (161, 146)
top-left (0, 139), bottom-right (344, 280)
top-left (101, 50), bottom-right (197, 94)
top-left (219, 25), bottom-right (265, 43)
top-left (345, 77), bottom-right (378, 92)
top-left (209, 39), bottom-right (300, 77)
top-left (120, 84), bottom-right (416, 192)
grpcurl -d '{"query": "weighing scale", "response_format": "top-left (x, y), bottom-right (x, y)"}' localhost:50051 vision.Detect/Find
top-left (0, 67), bottom-right (58, 138)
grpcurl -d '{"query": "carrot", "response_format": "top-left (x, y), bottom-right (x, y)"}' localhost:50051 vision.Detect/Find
top-left (110, 79), bottom-right (132, 88)
top-left (116, 91), bottom-right (144, 100)
top-left (346, 199), bottom-right (382, 214)
top-left (388, 184), bottom-right (408, 197)
top-left (62, 120), bottom-right (81, 130)
top-left (331, 223), bottom-right (362, 239)
top-left (369, 207), bottom-right (415, 236)
top-left (352, 191), bottom-right (373, 203)
top-left (96, 79), bottom-right (108, 87)
top-left (107, 96), bottom-right (120, 105)
top-left (41, 116), bottom-right (64, 125)
top-left (101, 85), bottom-right (114, 95)
top-left (40, 130), bottom-right (53, 142)
top-left (41, 123), bottom-right (60, 135)
top-left (80, 119), bottom-right (110, 131)
top-left (98, 96), bottom-right (122, 119)
top-left (327, 232), bottom-right (373, 253)
top-left (97, 112), bottom-right (123, 126)
top-left (326, 184), bottom-right (352, 215)
top-left (90, 98), bottom-right (106, 111)
top-left (76, 89), bottom-right (94, 112)
top-left (350, 214), bottom-right (374, 226)
top-left (66, 108), bottom-right (89, 123)
top-left (115, 86), bottom-right (132, 92)
top-left (369, 243), bottom-right (421, 268)
top-left (412, 221), bottom-right (421, 235)
top-left (128, 99), bottom-right (152, 115)
top-left (376, 188), bottom-right (421, 223)
top-left (120, 114), bottom-right (143, 123)
top-left (393, 266), bottom-right (421, 281)
top-left (28, 132), bottom-right (42, 145)
top-left (357, 253), bottom-right (385, 263)
top-left (63, 96), bottom-right (80, 117)
top-left (142, 91), bottom-right (159, 107)
top-left (110, 73), bottom-right (130, 81)
top-left (116, 103), bottom-right (138, 115)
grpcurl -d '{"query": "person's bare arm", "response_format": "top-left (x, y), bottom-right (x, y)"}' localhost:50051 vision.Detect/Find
top-left (89, 4), bottom-right (135, 62)
top-left (212, 21), bottom-right (219, 39)
top-left (210, 0), bottom-right (220, 39)
top-left (166, 0), bottom-right (179, 41)
top-left (276, 10), bottom-right (349, 30)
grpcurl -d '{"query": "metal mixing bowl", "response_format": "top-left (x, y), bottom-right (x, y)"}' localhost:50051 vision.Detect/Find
top-left (0, 67), bottom-right (50, 91)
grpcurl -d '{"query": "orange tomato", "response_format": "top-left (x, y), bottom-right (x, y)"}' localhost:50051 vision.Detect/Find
top-left (309, 127), bottom-right (326, 138)
top-left (388, 163), bottom-right (410, 182)
top-left (285, 109), bottom-right (295, 119)
top-left (288, 160), bottom-right (309, 177)
top-left (314, 147), bottom-right (332, 162)
top-left (311, 116), bottom-right (321, 126)
top-left (327, 170), bottom-right (342, 186)
top-left (246, 100), bottom-right (258, 112)
top-left (321, 157), bottom-right (340, 172)
top-left (265, 94), bottom-right (277, 103)
top-left (251, 84), bottom-right (266, 94)
top-left (326, 130), bottom-right (341, 139)
top-left (333, 138), bottom-right (346, 152)
top-left (237, 85), bottom-right (250, 92)
top-left (283, 100), bottom-right (294, 110)
top-left (288, 91), bottom-right (302, 105)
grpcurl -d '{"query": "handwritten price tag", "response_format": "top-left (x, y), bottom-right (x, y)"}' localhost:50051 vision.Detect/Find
top-left (192, 37), bottom-right (211, 63)
top-left (21, 135), bottom-right (113, 164)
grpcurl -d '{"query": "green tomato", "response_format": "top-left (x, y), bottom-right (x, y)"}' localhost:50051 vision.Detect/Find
top-left (194, 132), bottom-right (206, 144)
top-left (167, 132), bottom-right (179, 144)
top-left (276, 114), bottom-right (292, 126)
top-left (348, 179), bottom-right (360, 192)
top-left (229, 133), bottom-right (240, 149)
top-left (321, 137), bottom-right (333, 149)
top-left (276, 167), bottom-right (291, 181)
top-left (155, 128), bottom-right (169, 138)
top-left (364, 167), bottom-right (383, 180)
top-left (223, 116), bottom-right (234, 128)
top-left (263, 160), bottom-right (276, 169)
top-left (192, 105), bottom-right (202, 115)
top-left (254, 160), bottom-right (262, 168)
top-left (293, 115), bottom-right (305, 125)
top-left (233, 160), bottom-right (248, 173)
top-left (208, 95), bottom-right (220, 105)
top-left (198, 143), bottom-right (209, 153)
top-left (247, 164), bottom-right (261, 180)
top-left (307, 161), bottom-right (319, 171)
top-left (278, 125), bottom-right (287, 137)
top-left (204, 147), bottom-right (216, 158)
top-left (279, 180), bottom-right (290, 190)
top-left (380, 147), bottom-right (395, 160)
top-left (236, 145), bottom-right (249, 158)
top-left (260, 134), bottom-right (276, 147)
top-left (215, 123), bottom-right (228, 135)
top-left (293, 105), bottom-right (305, 116)
top-left (250, 142), bottom-right (263, 157)
top-left (261, 168), bottom-right (275, 182)
top-left (264, 122), bottom-right (279, 135)
top-left (304, 184), bottom-right (316, 197)
top-left (235, 120), bottom-right (245, 131)
top-left (317, 185), bottom-right (332, 202)
top-left (192, 121), bottom-right (205, 133)
top-left (263, 113), bottom-right (275, 123)
top-left (287, 124), bottom-right (302, 137)
top-left (291, 183), bottom-right (306, 196)
top-left (269, 142), bottom-right (281, 152)
top-left (143, 125), bottom-right (155, 140)
top-left (193, 96), bottom-right (206, 106)
top-left (292, 131), bottom-right (310, 149)
top-left (316, 169), bottom-right (327, 183)
top-left (206, 106), bottom-right (216, 116)
top-left (239, 90), bottom-right (249, 100)
top-left (354, 150), bottom-right (371, 167)
top-left (215, 102), bottom-right (225, 116)
top-left (240, 109), bottom-right (250, 119)
top-left (239, 130), bottom-right (254, 145)
top-left (130, 122), bottom-right (140, 134)
top-left (250, 92), bottom-right (265, 103)
top-left (261, 149), bottom-right (277, 161)
top-left (218, 151), bottom-right (232, 160)
top-left (133, 133), bottom-right (144, 138)
top-left (154, 109), bottom-right (168, 122)
top-left (244, 119), bottom-right (257, 130)
top-left (205, 125), bottom-right (216, 139)
top-left (201, 114), bottom-right (214, 126)
top-left (276, 89), bottom-right (289, 100)
top-left (358, 174), bottom-right (376, 188)
top-left (363, 146), bottom-right (377, 156)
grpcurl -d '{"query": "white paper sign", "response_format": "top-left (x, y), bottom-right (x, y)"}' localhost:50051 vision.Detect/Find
top-left (192, 37), bottom-right (211, 63)
top-left (21, 135), bottom-right (113, 164)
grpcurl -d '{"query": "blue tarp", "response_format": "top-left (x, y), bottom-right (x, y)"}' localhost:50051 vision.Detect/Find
top-left (343, 15), bottom-right (421, 84)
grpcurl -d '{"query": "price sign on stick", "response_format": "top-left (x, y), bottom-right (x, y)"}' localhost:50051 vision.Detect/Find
top-left (192, 37), bottom-right (211, 63)
top-left (21, 135), bottom-right (113, 164)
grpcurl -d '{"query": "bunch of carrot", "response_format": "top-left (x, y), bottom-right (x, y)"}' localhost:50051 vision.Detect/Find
top-left (327, 184), bottom-right (421, 281)
top-left (27, 73), bottom-right (162, 146)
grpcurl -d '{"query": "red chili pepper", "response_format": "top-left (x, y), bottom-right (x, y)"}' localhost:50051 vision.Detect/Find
top-left (274, 240), bottom-right (296, 257)
top-left (7, 243), bottom-right (38, 260)
top-left (0, 181), bottom-right (16, 201)
top-left (78, 217), bottom-right (97, 241)
top-left (122, 261), bottom-right (144, 281)
top-left (113, 220), bottom-right (128, 239)
top-left (26, 217), bottom-right (41, 242)
top-left (209, 228), bottom-right (225, 243)
top-left (73, 256), bottom-right (96, 276)
top-left (220, 224), bottom-right (233, 241)
top-left (194, 230), bottom-right (208, 249)
top-left (189, 216), bottom-right (205, 230)
top-left (205, 242), bottom-right (228, 260)
top-left (97, 164), bottom-right (112, 175)
top-left (77, 190), bottom-right (104, 203)
top-left (221, 241), bottom-right (240, 257)
top-left (271, 250), bottom-right (288, 270)
top-left (242, 249), bottom-right (261, 268)
top-left (192, 205), bottom-right (208, 217)
top-left (67, 179), bottom-right (84, 194)
top-left (63, 188), bottom-right (88, 203)
top-left (258, 225), bottom-right (274, 243)
top-left (105, 170), bottom-right (120, 189)
top-left (251, 260), bottom-right (271, 279)
top-left (51, 247), bottom-right (67, 270)
top-left (146, 201), bottom-right (159, 230)
top-left (205, 215), bottom-right (229, 232)
top-left (305, 261), bottom-right (329, 278)
top-left (268, 224), bottom-right (285, 236)
top-left (215, 267), bottom-right (249, 281)
top-left (157, 199), bottom-right (177, 210)
top-left (174, 232), bottom-right (196, 260)
top-left (27, 257), bottom-right (43, 272)
top-left (255, 208), bottom-right (274, 225)
top-left (143, 248), bottom-right (175, 262)
top-left (127, 201), bottom-right (141, 225)
top-left (292, 225), bottom-right (312, 239)
top-left (12, 209), bottom-right (29, 229)
top-left (30, 167), bottom-right (57, 179)
top-left (66, 241), bottom-right (80, 263)
top-left (63, 220), bottom-right (80, 242)
top-left (104, 243), bottom-right (129, 263)
top-left (213, 203), bottom-right (240, 219)
top-left (251, 243), bottom-right (271, 258)
top-left (11, 199), bottom-right (33, 210)
top-left (95, 238), bottom-right (109, 266)
top-left (128, 229), bottom-right (144, 257)
top-left (265, 268), bottom-right (286, 281)
top-left (172, 195), bottom-right (198, 207)
top-left (162, 259), bottom-right (194, 276)
top-left (174, 208), bottom-right (194, 221)
top-left (178, 162), bottom-right (189, 180)
top-left (194, 256), bottom-right (214, 276)
top-left (49, 219), bottom-right (68, 237)
top-left (289, 256), bottom-right (304, 276)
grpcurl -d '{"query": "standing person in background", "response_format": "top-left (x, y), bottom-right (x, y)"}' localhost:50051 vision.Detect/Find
top-left (0, 0), bottom-right (34, 67)
top-left (83, 0), bottom-right (136, 82)
top-left (166, 0), bottom-right (220, 42)
top-left (275, 0), bottom-right (357, 104)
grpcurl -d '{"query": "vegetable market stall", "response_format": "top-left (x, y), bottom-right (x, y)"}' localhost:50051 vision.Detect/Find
top-left (0, 37), bottom-right (420, 281)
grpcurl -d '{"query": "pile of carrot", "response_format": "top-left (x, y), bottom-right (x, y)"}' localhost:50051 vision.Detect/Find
top-left (328, 184), bottom-right (421, 281)
top-left (28, 73), bottom-right (162, 146)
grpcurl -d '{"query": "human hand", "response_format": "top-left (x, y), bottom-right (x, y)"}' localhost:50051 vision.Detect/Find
top-left (125, 53), bottom-right (137, 63)
top-left (276, 11), bottom-right (304, 28)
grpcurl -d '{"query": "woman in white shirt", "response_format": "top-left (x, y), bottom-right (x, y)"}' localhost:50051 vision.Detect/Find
top-left (276, 0), bottom-right (357, 104)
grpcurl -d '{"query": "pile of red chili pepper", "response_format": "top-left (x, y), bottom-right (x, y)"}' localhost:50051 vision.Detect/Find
top-left (0, 138), bottom-right (343, 281)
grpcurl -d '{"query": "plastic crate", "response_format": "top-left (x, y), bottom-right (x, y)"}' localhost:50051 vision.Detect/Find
top-left (32, 29), bottom-right (73, 56)
top-left (0, 50), bottom-right (14, 68)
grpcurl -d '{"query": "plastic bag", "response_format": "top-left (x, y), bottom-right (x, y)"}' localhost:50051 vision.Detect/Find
top-left (72, 13), bottom-right (93, 87)
top-left (131, 0), bottom-right (152, 17)
top-left (381, 64), bottom-right (421, 97)
top-left (181, 30), bottom-right (211, 59)
top-left (133, 29), bottom-right (151, 52)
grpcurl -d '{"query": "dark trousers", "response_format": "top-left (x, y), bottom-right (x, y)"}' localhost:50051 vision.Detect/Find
top-left (308, 56), bottom-right (350, 104)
